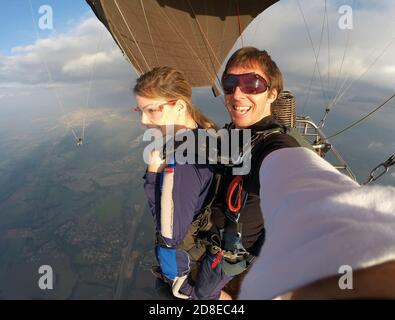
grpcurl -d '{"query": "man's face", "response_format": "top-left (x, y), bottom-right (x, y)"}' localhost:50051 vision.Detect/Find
top-left (224, 65), bottom-right (277, 128)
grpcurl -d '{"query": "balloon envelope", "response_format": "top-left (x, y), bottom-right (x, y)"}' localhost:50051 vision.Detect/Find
top-left (86, 0), bottom-right (278, 87)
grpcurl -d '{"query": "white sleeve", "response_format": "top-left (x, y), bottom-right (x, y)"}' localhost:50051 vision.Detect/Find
top-left (239, 147), bottom-right (395, 300)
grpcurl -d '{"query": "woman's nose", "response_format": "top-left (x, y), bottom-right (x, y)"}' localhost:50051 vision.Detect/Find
top-left (141, 112), bottom-right (149, 125)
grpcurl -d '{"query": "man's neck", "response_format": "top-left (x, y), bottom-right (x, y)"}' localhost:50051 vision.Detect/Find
top-left (233, 115), bottom-right (273, 129)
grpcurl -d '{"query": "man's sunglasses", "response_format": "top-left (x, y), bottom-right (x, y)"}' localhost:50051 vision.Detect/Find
top-left (222, 73), bottom-right (269, 95)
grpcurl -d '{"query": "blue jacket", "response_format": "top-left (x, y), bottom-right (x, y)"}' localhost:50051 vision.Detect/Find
top-left (144, 161), bottom-right (214, 297)
top-left (144, 163), bottom-right (213, 245)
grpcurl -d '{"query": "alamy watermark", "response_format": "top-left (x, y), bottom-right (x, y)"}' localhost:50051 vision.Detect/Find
top-left (338, 265), bottom-right (353, 290)
top-left (338, 5), bottom-right (353, 30)
top-left (38, 5), bottom-right (53, 30)
top-left (142, 127), bottom-right (252, 175)
top-left (38, 265), bottom-right (53, 290)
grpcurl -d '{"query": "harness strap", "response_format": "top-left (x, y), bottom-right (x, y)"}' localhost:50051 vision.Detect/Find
top-left (203, 172), bottom-right (222, 209)
top-left (211, 248), bottom-right (222, 269)
top-left (219, 127), bottom-right (285, 264)
top-left (172, 275), bottom-right (189, 300)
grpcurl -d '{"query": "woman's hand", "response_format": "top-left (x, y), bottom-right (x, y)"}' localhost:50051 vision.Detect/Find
top-left (147, 149), bottom-right (165, 172)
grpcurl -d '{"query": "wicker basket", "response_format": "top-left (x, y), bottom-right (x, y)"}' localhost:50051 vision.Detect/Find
top-left (271, 90), bottom-right (296, 128)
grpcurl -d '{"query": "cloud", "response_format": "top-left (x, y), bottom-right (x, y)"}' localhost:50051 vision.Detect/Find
top-left (59, 108), bottom-right (136, 128)
top-left (367, 141), bottom-right (385, 149)
top-left (4, 1), bottom-right (395, 92)
top-left (226, 0), bottom-right (395, 132)
top-left (0, 16), bottom-right (138, 117)
top-left (0, 17), bottom-right (134, 86)
top-left (2, 0), bottom-right (395, 130)
top-left (0, 91), bottom-right (31, 100)
top-left (62, 50), bottom-right (117, 74)
top-left (382, 66), bottom-right (395, 74)
top-left (243, 0), bottom-right (395, 97)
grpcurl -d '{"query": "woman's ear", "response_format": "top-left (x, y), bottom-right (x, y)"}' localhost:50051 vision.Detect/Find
top-left (176, 99), bottom-right (187, 112)
top-left (268, 89), bottom-right (278, 104)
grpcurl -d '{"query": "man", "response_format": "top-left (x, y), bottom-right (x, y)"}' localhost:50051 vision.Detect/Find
top-left (197, 46), bottom-right (395, 300)
top-left (193, 47), bottom-right (301, 299)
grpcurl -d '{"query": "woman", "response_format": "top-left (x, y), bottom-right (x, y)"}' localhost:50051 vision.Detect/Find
top-left (133, 66), bottom-right (226, 299)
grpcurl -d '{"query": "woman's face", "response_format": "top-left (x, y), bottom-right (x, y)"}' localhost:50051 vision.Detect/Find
top-left (135, 95), bottom-right (179, 129)
top-left (224, 65), bottom-right (277, 128)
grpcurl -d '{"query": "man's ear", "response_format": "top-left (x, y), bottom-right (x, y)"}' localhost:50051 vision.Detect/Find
top-left (268, 89), bottom-right (278, 104)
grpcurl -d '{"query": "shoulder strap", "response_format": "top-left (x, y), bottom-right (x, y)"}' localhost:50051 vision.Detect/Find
top-left (254, 127), bottom-right (285, 137)
top-left (159, 156), bottom-right (176, 241)
top-left (255, 125), bottom-right (315, 151)
top-left (284, 127), bottom-right (315, 151)
top-left (201, 171), bottom-right (222, 209)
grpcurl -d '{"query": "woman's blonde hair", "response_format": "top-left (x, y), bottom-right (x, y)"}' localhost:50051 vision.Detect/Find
top-left (134, 66), bottom-right (216, 129)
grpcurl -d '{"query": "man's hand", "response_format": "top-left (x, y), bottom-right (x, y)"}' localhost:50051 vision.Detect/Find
top-left (219, 290), bottom-right (232, 300)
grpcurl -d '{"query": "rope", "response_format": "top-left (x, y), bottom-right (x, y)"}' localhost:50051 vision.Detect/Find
top-left (186, 0), bottom-right (223, 69)
top-left (186, 0), bottom-right (224, 94)
top-left (326, 93), bottom-right (395, 140)
top-left (251, 5), bottom-right (262, 46)
top-left (331, 0), bottom-right (354, 101)
top-left (297, 0), bottom-right (329, 108)
top-left (236, 0), bottom-right (244, 48)
top-left (330, 35), bottom-right (378, 111)
top-left (329, 36), bottom-right (395, 111)
top-left (85, 31), bottom-right (104, 110)
top-left (219, 1), bottom-right (232, 59)
top-left (325, 0), bottom-right (330, 92)
top-left (140, 0), bottom-right (159, 66)
top-left (114, 0), bottom-right (151, 70)
top-left (159, 6), bottom-right (226, 103)
top-left (301, 0), bottom-right (328, 115)
top-left (82, 117), bottom-right (86, 140)
top-left (28, 0), bottom-right (79, 141)
top-left (157, 5), bottom-right (217, 86)
top-left (94, 2), bottom-right (141, 76)
top-left (82, 29), bottom-right (106, 142)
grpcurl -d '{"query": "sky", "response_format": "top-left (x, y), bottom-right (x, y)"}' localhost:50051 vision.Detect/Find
top-left (0, 0), bottom-right (395, 185)
top-left (0, 0), bottom-right (90, 55)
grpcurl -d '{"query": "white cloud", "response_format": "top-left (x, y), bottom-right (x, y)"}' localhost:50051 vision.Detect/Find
top-left (243, 0), bottom-right (395, 96)
top-left (382, 66), bottom-right (395, 74)
top-left (0, 16), bottom-right (139, 124)
top-left (0, 91), bottom-right (31, 100)
top-left (0, 17), bottom-right (133, 86)
top-left (59, 108), bottom-right (135, 128)
top-left (2, 0), bottom-right (395, 130)
top-left (74, 17), bottom-right (105, 36)
top-left (367, 140), bottom-right (395, 150)
top-left (62, 50), bottom-right (116, 74)
top-left (368, 141), bottom-right (385, 149)
top-left (4, 1), bottom-right (395, 93)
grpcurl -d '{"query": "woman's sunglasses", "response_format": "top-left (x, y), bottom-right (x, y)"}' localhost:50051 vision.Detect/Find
top-left (222, 73), bottom-right (270, 95)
